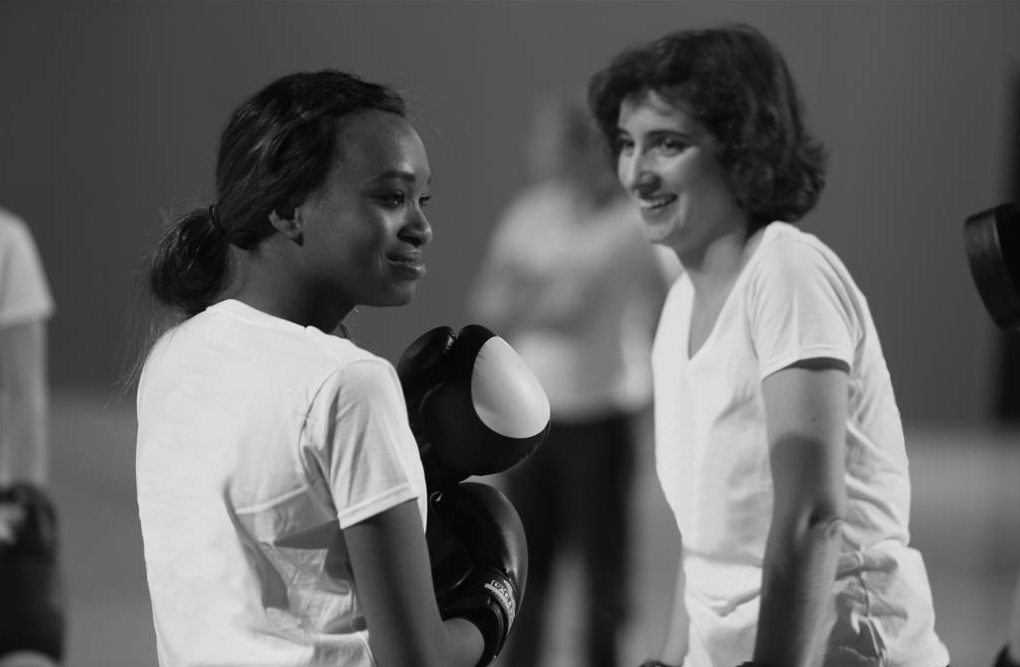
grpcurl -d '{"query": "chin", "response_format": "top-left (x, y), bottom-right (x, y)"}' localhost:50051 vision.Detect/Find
top-left (374, 285), bottom-right (418, 308)
top-left (646, 228), bottom-right (678, 247)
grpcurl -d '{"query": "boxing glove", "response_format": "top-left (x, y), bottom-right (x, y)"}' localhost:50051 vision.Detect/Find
top-left (964, 203), bottom-right (1020, 330)
top-left (397, 324), bottom-right (551, 492)
top-left (429, 482), bottom-right (527, 666)
top-left (425, 500), bottom-right (473, 600)
top-left (0, 483), bottom-right (65, 663)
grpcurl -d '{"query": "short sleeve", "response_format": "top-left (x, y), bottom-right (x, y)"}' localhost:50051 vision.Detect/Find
top-left (0, 212), bottom-right (55, 328)
top-left (306, 358), bottom-right (423, 529)
top-left (746, 240), bottom-right (861, 380)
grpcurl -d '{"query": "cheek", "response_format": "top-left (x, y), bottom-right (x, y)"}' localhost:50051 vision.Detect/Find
top-left (337, 208), bottom-right (388, 254)
top-left (615, 154), bottom-right (630, 186)
top-left (674, 155), bottom-right (727, 199)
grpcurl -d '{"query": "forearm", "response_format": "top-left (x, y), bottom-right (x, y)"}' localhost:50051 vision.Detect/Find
top-left (754, 515), bottom-right (843, 667)
top-left (440, 617), bottom-right (485, 667)
top-left (658, 555), bottom-right (689, 665)
top-left (0, 321), bottom-right (49, 485)
top-left (0, 393), bottom-right (49, 484)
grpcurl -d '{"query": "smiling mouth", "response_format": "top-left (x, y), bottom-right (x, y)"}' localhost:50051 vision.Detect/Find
top-left (638, 194), bottom-right (677, 211)
top-left (388, 253), bottom-right (426, 278)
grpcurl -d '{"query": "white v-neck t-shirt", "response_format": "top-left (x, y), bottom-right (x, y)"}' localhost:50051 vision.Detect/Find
top-left (652, 223), bottom-right (948, 667)
top-left (136, 299), bottom-right (428, 667)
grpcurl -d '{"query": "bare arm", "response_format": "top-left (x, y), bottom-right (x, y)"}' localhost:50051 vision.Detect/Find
top-left (755, 358), bottom-right (848, 667)
top-left (0, 320), bottom-right (49, 485)
top-left (345, 499), bottom-right (484, 667)
top-left (656, 544), bottom-right (690, 666)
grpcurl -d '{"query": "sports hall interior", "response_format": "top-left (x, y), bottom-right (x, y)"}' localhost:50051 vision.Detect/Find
top-left (2, 2), bottom-right (1018, 666)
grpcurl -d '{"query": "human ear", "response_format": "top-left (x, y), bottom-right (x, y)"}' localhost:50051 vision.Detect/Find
top-left (268, 206), bottom-right (304, 246)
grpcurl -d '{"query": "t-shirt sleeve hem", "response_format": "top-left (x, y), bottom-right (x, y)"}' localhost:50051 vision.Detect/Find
top-left (758, 344), bottom-right (854, 381)
top-left (336, 483), bottom-right (419, 529)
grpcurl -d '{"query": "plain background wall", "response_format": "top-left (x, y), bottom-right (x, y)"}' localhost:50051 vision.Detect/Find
top-left (1, 1), bottom-right (1018, 425)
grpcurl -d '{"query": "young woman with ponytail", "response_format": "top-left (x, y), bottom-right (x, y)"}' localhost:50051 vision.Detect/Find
top-left (132, 70), bottom-right (487, 667)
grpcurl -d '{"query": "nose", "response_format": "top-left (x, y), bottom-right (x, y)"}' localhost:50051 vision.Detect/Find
top-left (399, 208), bottom-right (432, 248)
top-left (618, 149), bottom-right (658, 198)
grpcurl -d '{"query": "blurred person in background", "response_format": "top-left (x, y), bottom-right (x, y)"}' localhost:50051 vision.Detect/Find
top-left (0, 207), bottom-right (65, 666)
top-left (468, 92), bottom-right (676, 667)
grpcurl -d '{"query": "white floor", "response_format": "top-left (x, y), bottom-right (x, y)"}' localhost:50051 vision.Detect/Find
top-left (47, 392), bottom-right (1020, 667)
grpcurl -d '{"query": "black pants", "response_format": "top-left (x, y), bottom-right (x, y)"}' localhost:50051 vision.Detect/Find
top-left (501, 410), bottom-right (636, 667)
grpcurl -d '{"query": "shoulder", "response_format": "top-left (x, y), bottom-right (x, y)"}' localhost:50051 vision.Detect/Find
top-left (295, 331), bottom-right (402, 404)
top-left (747, 222), bottom-right (849, 286)
top-left (0, 206), bottom-right (27, 232)
top-left (332, 354), bottom-right (402, 395)
top-left (740, 223), bottom-right (867, 345)
top-left (499, 182), bottom-right (569, 225)
top-left (0, 207), bottom-right (54, 326)
top-left (304, 327), bottom-right (382, 366)
top-left (0, 207), bottom-right (38, 261)
top-left (306, 340), bottom-right (403, 407)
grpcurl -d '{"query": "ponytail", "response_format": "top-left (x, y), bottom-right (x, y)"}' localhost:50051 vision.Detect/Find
top-left (146, 205), bottom-right (232, 318)
top-left (123, 69), bottom-right (408, 394)
top-left (119, 205), bottom-right (231, 395)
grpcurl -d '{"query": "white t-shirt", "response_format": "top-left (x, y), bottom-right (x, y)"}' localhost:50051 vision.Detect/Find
top-left (0, 208), bottom-right (54, 328)
top-left (487, 182), bottom-right (675, 418)
top-left (136, 299), bottom-right (428, 667)
top-left (653, 223), bottom-right (948, 667)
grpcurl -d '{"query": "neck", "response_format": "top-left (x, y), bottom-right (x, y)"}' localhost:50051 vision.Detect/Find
top-left (679, 219), bottom-right (756, 298)
top-left (234, 243), bottom-right (351, 333)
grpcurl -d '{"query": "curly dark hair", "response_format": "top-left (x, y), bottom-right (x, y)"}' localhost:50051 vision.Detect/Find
top-left (588, 23), bottom-right (826, 229)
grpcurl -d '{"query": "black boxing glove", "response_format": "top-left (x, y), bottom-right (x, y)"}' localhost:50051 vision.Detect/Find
top-left (964, 202), bottom-right (1020, 330)
top-left (429, 482), bottom-right (528, 666)
top-left (397, 324), bottom-right (551, 492)
top-left (0, 483), bottom-right (66, 662)
top-left (425, 499), bottom-right (473, 600)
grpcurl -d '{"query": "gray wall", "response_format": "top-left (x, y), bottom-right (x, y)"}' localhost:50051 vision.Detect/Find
top-left (1, 1), bottom-right (1017, 425)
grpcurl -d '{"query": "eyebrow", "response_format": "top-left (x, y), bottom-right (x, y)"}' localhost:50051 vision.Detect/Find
top-left (369, 169), bottom-right (431, 186)
top-left (615, 127), bottom-right (695, 142)
top-left (650, 128), bottom-right (694, 141)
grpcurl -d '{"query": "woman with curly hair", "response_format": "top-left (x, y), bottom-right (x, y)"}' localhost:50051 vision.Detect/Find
top-left (588, 24), bottom-right (949, 667)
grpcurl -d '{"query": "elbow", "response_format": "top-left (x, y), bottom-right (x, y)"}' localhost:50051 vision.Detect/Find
top-left (765, 507), bottom-right (845, 574)
top-left (787, 494), bottom-right (846, 553)
top-left (804, 489), bottom-right (847, 537)
top-left (807, 495), bottom-right (846, 531)
top-left (772, 499), bottom-right (846, 548)
top-left (806, 510), bottom-right (845, 544)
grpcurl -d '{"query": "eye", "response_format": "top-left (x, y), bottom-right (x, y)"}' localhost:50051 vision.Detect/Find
top-left (378, 192), bottom-right (406, 207)
top-left (418, 194), bottom-right (432, 209)
top-left (654, 136), bottom-right (690, 155)
top-left (614, 134), bottom-right (635, 154)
